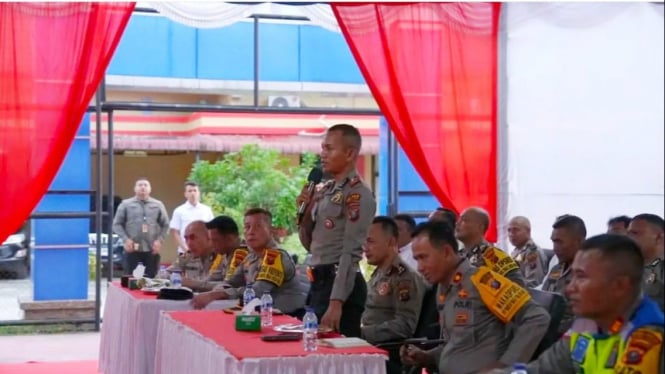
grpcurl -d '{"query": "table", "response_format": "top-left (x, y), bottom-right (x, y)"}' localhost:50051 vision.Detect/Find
top-left (154, 310), bottom-right (388, 374)
top-left (99, 282), bottom-right (235, 374)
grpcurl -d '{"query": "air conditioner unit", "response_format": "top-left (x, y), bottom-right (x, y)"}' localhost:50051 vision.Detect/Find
top-left (269, 95), bottom-right (301, 108)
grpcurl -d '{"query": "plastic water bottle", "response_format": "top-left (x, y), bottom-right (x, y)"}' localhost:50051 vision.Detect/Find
top-left (170, 271), bottom-right (182, 288)
top-left (510, 363), bottom-right (528, 374)
top-left (157, 265), bottom-right (168, 279)
top-left (302, 306), bottom-right (318, 352)
top-left (243, 283), bottom-right (256, 309)
top-left (260, 292), bottom-right (273, 326)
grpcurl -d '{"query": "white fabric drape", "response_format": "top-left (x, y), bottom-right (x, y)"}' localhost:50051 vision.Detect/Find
top-left (144, 2), bottom-right (340, 32)
top-left (154, 313), bottom-right (388, 374)
top-left (498, 2), bottom-right (665, 248)
top-left (99, 283), bottom-right (236, 374)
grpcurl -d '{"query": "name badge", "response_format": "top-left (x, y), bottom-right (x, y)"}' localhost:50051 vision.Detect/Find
top-left (572, 336), bottom-right (590, 363)
top-left (142, 223), bottom-right (149, 233)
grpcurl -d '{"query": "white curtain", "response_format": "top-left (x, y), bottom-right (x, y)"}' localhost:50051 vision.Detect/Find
top-left (498, 2), bottom-right (665, 248)
top-left (144, 2), bottom-right (340, 32)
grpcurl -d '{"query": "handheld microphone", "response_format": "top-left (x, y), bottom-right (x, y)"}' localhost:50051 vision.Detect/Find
top-left (297, 167), bottom-right (323, 224)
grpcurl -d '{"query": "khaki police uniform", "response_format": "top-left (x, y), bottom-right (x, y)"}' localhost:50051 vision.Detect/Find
top-left (462, 241), bottom-right (526, 288)
top-left (113, 196), bottom-right (169, 278)
top-left (361, 256), bottom-right (426, 344)
top-left (511, 240), bottom-right (548, 288)
top-left (428, 259), bottom-right (550, 374)
top-left (542, 262), bottom-right (574, 334)
top-left (163, 252), bottom-right (228, 292)
top-left (215, 246), bottom-right (308, 314)
top-left (301, 170), bottom-right (376, 337)
top-left (644, 257), bottom-right (664, 312)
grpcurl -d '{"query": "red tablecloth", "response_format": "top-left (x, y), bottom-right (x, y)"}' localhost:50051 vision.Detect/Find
top-left (113, 281), bottom-right (160, 300)
top-left (167, 310), bottom-right (388, 359)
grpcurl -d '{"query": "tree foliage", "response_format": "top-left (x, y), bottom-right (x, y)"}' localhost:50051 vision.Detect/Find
top-left (189, 145), bottom-right (317, 237)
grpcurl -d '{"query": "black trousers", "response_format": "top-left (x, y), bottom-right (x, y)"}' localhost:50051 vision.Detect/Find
top-left (307, 269), bottom-right (367, 338)
top-left (125, 251), bottom-right (160, 278)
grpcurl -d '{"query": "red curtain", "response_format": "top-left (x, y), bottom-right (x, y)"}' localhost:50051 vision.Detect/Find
top-left (0, 3), bottom-right (135, 244)
top-left (332, 3), bottom-right (500, 241)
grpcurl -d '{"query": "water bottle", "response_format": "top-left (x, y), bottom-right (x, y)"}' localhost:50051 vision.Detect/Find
top-left (510, 363), bottom-right (528, 374)
top-left (243, 283), bottom-right (256, 310)
top-left (157, 265), bottom-right (168, 279)
top-left (260, 292), bottom-right (273, 326)
top-left (170, 271), bottom-right (182, 289)
top-left (302, 306), bottom-right (318, 352)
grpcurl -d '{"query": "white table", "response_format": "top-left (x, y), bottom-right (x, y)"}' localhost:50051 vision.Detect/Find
top-left (154, 310), bottom-right (388, 374)
top-left (98, 282), bottom-right (235, 374)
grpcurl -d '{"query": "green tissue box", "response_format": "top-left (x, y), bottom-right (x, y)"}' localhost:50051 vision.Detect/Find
top-left (235, 314), bottom-right (261, 331)
top-left (128, 278), bottom-right (140, 290)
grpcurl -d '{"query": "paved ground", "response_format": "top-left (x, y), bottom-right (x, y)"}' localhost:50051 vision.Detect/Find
top-left (0, 332), bottom-right (100, 363)
top-left (0, 278), bottom-right (110, 321)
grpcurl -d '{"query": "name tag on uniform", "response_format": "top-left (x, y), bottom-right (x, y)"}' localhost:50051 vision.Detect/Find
top-left (142, 223), bottom-right (149, 233)
top-left (572, 336), bottom-right (590, 363)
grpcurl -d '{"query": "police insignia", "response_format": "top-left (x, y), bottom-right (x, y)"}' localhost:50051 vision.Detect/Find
top-left (257, 249), bottom-right (285, 286)
top-left (330, 190), bottom-right (344, 204)
top-left (458, 289), bottom-right (469, 299)
top-left (455, 312), bottom-right (469, 325)
top-left (397, 280), bottom-right (411, 301)
top-left (346, 193), bottom-right (361, 222)
top-left (377, 281), bottom-right (390, 296)
top-left (617, 328), bottom-right (663, 372)
top-left (225, 248), bottom-right (249, 280)
top-left (349, 176), bottom-right (361, 187)
top-left (647, 272), bottom-right (656, 284)
top-left (471, 267), bottom-right (531, 323)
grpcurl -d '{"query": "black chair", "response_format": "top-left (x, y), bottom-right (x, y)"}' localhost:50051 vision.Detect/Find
top-left (527, 288), bottom-right (567, 359)
top-left (375, 285), bottom-right (441, 374)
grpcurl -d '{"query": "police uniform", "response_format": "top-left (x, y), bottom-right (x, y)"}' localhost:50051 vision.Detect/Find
top-left (428, 259), bottom-right (550, 373)
top-left (361, 256), bottom-right (426, 344)
top-left (463, 241), bottom-right (527, 288)
top-left (644, 257), bottom-right (664, 312)
top-left (511, 240), bottom-right (548, 288)
top-left (487, 297), bottom-right (665, 374)
top-left (301, 170), bottom-right (376, 337)
top-left (215, 246), bottom-right (308, 314)
top-left (542, 262), bottom-right (574, 334)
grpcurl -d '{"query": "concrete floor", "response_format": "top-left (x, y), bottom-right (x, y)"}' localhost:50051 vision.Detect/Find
top-left (0, 332), bottom-right (100, 363)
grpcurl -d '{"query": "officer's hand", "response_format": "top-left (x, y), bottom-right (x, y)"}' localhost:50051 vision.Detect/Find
top-left (152, 240), bottom-right (162, 254)
top-left (295, 185), bottom-right (312, 208)
top-left (190, 293), bottom-right (215, 310)
top-left (321, 301), bottom-right (343, 332)
top-left (124, 239), bottom-right (135, 252)
top-left (399, 344), bottom-right (430, 366)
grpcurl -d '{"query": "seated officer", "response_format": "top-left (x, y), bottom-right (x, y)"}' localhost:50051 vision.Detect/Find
top-left (487, 234), bottom-right (665, 374)
top-left (362, 216), bottom-right (426, 373)
top-left (190, 208), bottom-right (309, 315)
top-left (400, 221), bottom-right (550, 373)
top-left (160, 221), bottom-right (219, 292)
top-left (205, 215), bottom-right (249, 285)
top-left (456, 207), bottom-right (526, 287)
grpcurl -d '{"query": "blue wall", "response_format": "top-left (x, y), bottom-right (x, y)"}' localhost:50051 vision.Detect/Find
top-left (33, 115), bottom-right (91, 301)
top-left (108, 15), bottom-right (365, 84)
top-left (378, 117), bottom-right (437, 219)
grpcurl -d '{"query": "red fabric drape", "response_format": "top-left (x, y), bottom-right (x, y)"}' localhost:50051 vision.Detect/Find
top-left (0, 3), bottom-right (135, 243)
top-left (332, 3), bottom-right (500, 241)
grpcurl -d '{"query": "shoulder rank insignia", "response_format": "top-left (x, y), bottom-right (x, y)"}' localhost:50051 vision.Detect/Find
top-left (397, 264), bottom-right (406, 275)
top-left (349, 176), bottom-right (361, 187)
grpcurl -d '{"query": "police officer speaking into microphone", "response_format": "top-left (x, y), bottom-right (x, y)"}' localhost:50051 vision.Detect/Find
top-left (297, 124), bottom-right (376, 337)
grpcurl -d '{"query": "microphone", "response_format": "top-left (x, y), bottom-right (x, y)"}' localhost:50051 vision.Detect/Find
top-left (297, 167), bottom-right (324, 225)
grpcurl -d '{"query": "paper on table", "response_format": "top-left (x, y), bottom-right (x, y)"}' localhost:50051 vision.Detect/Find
top-left (241, 298), bottom-right (261, 315)
top-left (318, 337), bottom-right (372, 348)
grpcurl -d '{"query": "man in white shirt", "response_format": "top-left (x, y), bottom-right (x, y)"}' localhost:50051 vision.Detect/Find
top-left (394, 214), bottom-right (418, 270)
top-left (169, 181), bottom-right (214, 256)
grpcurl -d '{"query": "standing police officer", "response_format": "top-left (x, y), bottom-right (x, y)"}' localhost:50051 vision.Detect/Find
top-left (297, 124), bottom-right (376, 337)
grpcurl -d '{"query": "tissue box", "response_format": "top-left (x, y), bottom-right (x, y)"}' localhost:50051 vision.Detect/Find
top-left (235, 315), bottom-right (261, 331)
